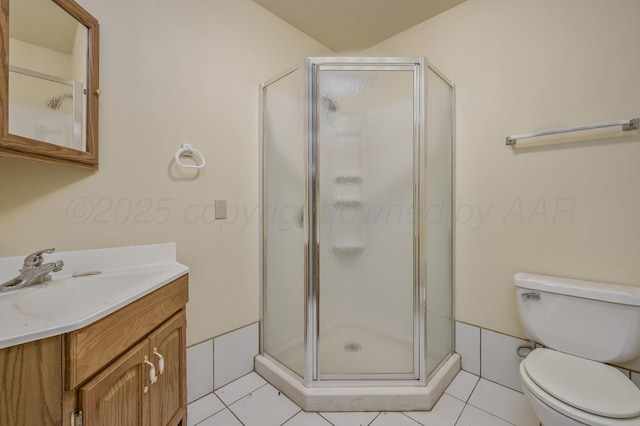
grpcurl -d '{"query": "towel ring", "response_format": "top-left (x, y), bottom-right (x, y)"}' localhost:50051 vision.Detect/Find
top-left (175, 144), bottom-right (205, 169)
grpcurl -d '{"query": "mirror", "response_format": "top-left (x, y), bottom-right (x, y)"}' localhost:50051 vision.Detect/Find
top-left (0, 0), bottom-right (99, 169)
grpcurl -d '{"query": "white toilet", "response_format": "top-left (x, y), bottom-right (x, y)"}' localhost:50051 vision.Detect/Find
top-left (514, 272), bottom-right (640, 426)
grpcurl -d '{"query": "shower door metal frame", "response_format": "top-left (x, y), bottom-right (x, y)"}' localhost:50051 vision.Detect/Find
top-left (259, 63), bottom-right (309, 382)
top-left (306, 57), bottom-right (427, 387)
top-left (423, 62), bottom-right (456, 381)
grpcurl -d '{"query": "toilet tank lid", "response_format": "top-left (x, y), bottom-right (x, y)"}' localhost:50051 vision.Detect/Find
top-left (514, 273), bottom-right (640, 306)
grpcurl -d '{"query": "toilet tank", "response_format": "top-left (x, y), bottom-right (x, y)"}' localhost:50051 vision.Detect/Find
top-left (514, 272), bottom-right (640, 363)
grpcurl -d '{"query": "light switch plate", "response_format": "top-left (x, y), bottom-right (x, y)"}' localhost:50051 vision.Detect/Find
top-left (215, 200), bottom-right (227, 220)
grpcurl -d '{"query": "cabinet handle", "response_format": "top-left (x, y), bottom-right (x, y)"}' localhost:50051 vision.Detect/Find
top-left (153, 347), bottom-right (165, 376)
top-left (143, 355), bottom-right (157, 393)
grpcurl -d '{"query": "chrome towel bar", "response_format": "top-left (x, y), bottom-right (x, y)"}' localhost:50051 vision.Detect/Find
top-left (506, 117), bottom-right (639, 146)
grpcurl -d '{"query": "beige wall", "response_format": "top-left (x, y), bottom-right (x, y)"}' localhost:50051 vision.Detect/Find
top-left (0, 0), bottom-right (331, 345)
top-left (3, 0), bottom-right (640, 370)
top-left (363, 0), bottom-right (640, 369)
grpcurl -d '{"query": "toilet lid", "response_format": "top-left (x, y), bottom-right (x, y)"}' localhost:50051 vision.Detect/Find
top-left (524, 348), bottom-right (640, 419)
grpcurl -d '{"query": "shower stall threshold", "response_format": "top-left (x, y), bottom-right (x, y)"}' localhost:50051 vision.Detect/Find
top-left (254, 353), bottom-right (461, 412)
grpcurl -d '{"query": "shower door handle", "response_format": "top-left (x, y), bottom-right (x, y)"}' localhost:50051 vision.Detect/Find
top-left (296, 206), bottom-right (304, 228)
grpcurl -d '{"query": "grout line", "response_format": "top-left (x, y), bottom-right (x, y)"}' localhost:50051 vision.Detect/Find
top-left (317, 412), bottom-right (338, 426)
top-left (226, 382), bottom-right (269, 409)
top-left (465, 374), bottom-right (481, 403)
top-left (196, 368), bottom-right (535, 426)
top-left (217, 376), bottom-right (269, 406)
top-left (461, 404), bottom-right (519, 426)
top-left (228, 408), bottom-right (245, 425)
top-left (195, 408), bottom-right (240, 426)
top-left (368, 412), bottom-right (382, 425)
top-left (478, 327), bottom-right (482, 379)
top-left (479, 409), bottom-right (518, 426)
top-left (211, 339), bottom-right (216, 394)
top-left (208, 378), bottom-right (271, 426)
top-left (399, 412), bottom-right (423, 425)
top-left (479, 376), bottom-right (524, 395)
top-left (278, 408), bottom-right (302, 425)
top-left (453, 403), bottom-right (465, 426)
top-left (448, 394), bottom-right (468, 404)
top-left (464, 380), bottom-right (528, 426)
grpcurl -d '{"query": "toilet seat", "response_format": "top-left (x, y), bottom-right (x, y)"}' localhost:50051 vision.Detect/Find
top-left (524, 349), bottom-right (640, 418)
top-left (520, 349), bottom-right (640, 426)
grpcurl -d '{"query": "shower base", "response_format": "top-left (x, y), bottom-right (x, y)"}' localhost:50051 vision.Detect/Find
top-left (254, 352), bottom-right (460, 412)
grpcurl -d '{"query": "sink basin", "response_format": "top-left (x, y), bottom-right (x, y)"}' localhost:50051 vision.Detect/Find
top-left (0, 243), bottom-right (188, 350)
top-left (11, 268), bottom-right (164, 317)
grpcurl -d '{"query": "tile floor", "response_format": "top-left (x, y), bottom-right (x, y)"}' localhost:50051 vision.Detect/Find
top-left (188, 370), bottom-right (540, 426)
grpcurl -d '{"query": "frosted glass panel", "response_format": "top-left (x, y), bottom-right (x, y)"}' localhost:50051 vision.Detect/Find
top-left (9, 70), bottom-right (82, 149)
top-left (425, 68), bottom-right (454, 376)
top-left (262, 69), bottom-right (305, 377)
top-left (261, 57), bottom-right (455, 387)
top-left (317, 69), bottom-right (415, 376)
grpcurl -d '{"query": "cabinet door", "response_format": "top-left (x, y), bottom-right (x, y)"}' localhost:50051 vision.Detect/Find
top-left (0, 337), bottom-right (62, 426)
top-left (148, 310), bottom-right (187, 426)
top-left (78, 340), bottom-right (151, 426)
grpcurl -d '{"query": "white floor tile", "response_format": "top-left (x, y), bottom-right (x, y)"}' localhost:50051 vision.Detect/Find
top-left (455, 405), bottom-right (512, 426)
top-left (369, 412), bottom-right (421, 426)
top-left (187, 340), bottom-right (214, 403)
top-left (283, 411), bottom-right (333, 425)
top-left (187, 393), bottom-right (225, 426)
top-left (632, 371), bottom-right (640, 389)
top-left (405, 394), bottom-right (465, 426)
top-left (197, 408), bottom-right (243, 426)
top-left (319, 411), bottom-right (379, 426)
top-left (229, 383), bottom-right (301, 426)
top-left (444, 370), bottom-right (479, 402)
top-left (467, 379), bottom-right (538, 426)
top-left (186, 350), bottom-right (551, 426)
top-left (215, 372), bottom-right (267, 405)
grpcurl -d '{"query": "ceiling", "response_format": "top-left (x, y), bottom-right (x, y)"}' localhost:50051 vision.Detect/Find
top-left (251, 0), bottom-right (467, 52)
top-left (11, 0), bottom-right (466, 55)
top-left (11, 0), bottom-right (79, 54)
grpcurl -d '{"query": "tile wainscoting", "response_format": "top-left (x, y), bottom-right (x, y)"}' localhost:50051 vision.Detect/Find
top-left (185, 320), bottom-right (640, 425)
top-left (187, 322), bottom-right (259, 404)
top-left (454, 321), bottom-right (640, 392)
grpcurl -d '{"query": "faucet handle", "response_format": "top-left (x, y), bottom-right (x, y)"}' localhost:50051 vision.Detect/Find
top-left (22, 248), bottom-right (55, 269)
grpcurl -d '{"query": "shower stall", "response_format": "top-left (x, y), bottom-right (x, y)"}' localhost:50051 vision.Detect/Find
top-left (257, 57), bottom-right (457, 411)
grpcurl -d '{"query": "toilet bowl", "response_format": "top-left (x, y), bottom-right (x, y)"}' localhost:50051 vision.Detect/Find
top-left (519, 349), bottom-right (640, 425)
top-left (514, 273), bottom-right (640, 426)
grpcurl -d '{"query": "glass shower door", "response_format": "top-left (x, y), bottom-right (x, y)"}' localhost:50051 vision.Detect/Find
top-left (262, 68), bottom-right (306, 378)
top-left (314, 65), bottom-right (418, 379)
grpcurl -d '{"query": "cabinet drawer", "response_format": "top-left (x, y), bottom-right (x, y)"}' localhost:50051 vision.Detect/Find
top-left (65, 274), bottom-right (188, 389)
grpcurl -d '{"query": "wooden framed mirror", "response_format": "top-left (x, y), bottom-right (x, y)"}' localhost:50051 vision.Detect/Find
top-left (0, 0), bottom-right (99, 169)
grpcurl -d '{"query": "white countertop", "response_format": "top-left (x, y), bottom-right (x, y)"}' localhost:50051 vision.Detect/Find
top-left (0, 243), bottom-right (188, 350)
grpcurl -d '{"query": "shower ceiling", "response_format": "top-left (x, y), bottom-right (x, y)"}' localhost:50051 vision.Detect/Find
top-left (250, 0), bottom-right (466, 52)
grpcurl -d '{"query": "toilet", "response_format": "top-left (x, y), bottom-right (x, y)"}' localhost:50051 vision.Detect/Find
top-left (514, 272), bottom-right (640, 426)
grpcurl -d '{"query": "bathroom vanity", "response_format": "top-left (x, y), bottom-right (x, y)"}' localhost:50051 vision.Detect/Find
top-left (0, 243), bottom-right (188, 426)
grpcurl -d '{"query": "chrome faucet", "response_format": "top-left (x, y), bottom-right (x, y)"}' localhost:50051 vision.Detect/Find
top-left (0, 248), bottom-right (64, 292)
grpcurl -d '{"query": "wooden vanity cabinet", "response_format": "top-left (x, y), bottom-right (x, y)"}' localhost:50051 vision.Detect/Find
top-left (0, 274), bottom-right (188, 426)
top-left (149, 311), bottom-right (188, 426)
top-left (0, 336), bottom-right (63, 425)
top-left (77, 311), bottom-right (187, 426)
top-left (78, 338), bottom-right (151, 425)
